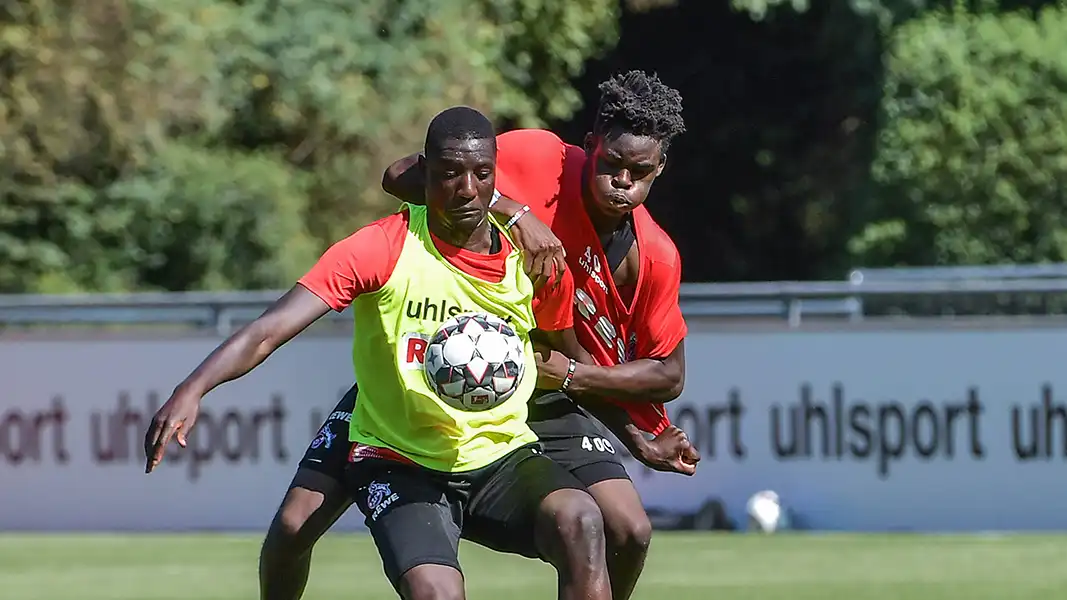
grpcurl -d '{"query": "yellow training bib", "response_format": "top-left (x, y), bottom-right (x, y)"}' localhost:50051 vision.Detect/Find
top-left (348, 204), bottom-right (539, 472)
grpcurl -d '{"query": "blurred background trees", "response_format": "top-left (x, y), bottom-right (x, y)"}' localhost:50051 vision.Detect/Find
top-left (1, 0), bottom-right (1065, 291)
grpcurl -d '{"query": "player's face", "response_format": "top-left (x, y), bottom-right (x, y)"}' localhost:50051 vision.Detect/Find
top-left (583, 129), bottom-right (665, 220)
top-left (424, 138), bottom-right (497, 234)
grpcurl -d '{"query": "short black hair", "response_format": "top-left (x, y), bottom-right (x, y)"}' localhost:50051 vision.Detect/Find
top-left (593, 70), bottom-right (685, 153)
top-left (424, 106), bottom-right (496, 157)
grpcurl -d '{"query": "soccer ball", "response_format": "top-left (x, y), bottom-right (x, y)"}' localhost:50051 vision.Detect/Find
top-left (423, 312), bottom-right (526, 411)
top-left (746, 490), bottom-right (792, 533)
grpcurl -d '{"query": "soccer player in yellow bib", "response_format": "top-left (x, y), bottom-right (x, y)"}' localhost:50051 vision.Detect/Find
top-left (144, 107), bottom-right (612, 600)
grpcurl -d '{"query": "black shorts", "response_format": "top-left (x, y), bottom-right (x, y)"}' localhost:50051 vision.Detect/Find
top-left (299, 384), bottom-right (357, 478)
top-left (526, 392), bottom-right (630, 487)
top-left (300, 387), bottom-right (629, 489)
top-left (345, 444), bottom-right (584, 590)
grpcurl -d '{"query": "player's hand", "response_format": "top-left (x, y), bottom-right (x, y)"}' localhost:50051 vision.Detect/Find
top-left (144, 386), bottom-right (202, 474)
top-left (508, 205), bottom-right (566, 290)
top-left (638, 425), bottom-right (701, 476)
top-left (533, 346), bottom-right (570, 390)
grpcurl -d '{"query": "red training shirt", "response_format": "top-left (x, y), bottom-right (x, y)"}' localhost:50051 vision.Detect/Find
top-left (493, 129), bottom-right (687, 434)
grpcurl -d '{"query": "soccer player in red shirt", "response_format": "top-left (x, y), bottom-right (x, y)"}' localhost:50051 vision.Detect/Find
top-left (381, 70), bottom-right (696, 600)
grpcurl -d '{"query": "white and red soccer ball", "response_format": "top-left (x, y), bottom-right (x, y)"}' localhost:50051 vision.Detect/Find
top-left (423, 312), bottom-right (526, 411)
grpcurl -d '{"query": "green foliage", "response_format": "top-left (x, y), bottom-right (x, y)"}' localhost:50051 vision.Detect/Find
top-left (0, 0), bottom-right (618, 292)
top-left (730, 0), bottom-right (925, 25)
top-left (852, 5), bottom-right (1067, 266)
top-left (9, 0), bottom-right (1067, 290)
top-left (483, 0), bottom-right (619, 124)
top-left (104, 144), bottom-right (316, 292)
top-left (0, 0), bottom-right (228, 293)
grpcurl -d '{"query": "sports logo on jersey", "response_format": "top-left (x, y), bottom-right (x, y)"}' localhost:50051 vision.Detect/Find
top-left (579, 246), bottom-right (608, 292)
top-left (310, 423), bottom-right (337, 450)
top-left (405, 297), bottom-right (466, 323)
top-left (366, 481), bottom-right (400, 521)
top-left (399, 332), bottom-right (430, 370)
top-left (595, 315), bottom-right (617, 345)
top-left (574, 288), bottom-right (596, 321)
top-left (626, 332), bottom-right (638, 362)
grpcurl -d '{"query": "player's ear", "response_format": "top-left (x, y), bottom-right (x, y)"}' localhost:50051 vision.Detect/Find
top-left (583, 133), bottom-right (596, 155)
top-left (656, 153), bottom-right (667, 178)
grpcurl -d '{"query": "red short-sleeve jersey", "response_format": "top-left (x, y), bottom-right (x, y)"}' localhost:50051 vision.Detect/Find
top-left (298, 210), bottom-right (574, 331)
top-left (495, 129), bottom-right (687, 434)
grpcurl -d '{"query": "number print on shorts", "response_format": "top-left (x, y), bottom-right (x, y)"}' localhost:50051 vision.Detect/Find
top-left (581, 436), bottom-right (616, 454)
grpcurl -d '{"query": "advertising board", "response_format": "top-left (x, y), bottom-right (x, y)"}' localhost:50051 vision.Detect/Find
top-left (3, 322), bottom-right (1067, 531)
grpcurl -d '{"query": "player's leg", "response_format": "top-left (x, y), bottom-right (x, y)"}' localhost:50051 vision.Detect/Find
top-left (582, 478), bottom-right (652, 600)
top-left (537, 486), bottom-right (612, 600)
top-left (260, 469), bottom-right (351, 600)
top-left (259, 386), bottom-right (357, 600)
top-left (530, 393), bottom-right (652, 600)
top-left (465, 445), bottom-right (611, 600)
top-left (346, 458), bottom-right (465, 600)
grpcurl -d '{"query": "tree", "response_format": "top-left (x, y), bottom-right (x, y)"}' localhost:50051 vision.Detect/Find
top-left (216, 0), bottom-right (620, 245)
top-left (555, 1), bottom-right (887, 281)
top-left (0, 0), bottom-right (247, 292)
top-left (851, 5), bottom-right (1067, 266)
top-left (0, 0), bottom-right (620, 292)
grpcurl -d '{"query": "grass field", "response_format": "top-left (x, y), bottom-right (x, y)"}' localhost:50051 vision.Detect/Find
top-left (2, 532), bottom-right (1065, 599)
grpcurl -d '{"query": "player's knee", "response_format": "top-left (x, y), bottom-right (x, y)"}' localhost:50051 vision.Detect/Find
top-left (608, 510), bottom-right (652, 556)
top-left (276, 493), bottom-right (319, 540)
top-left (400, 565), bottom-right (464, 600)
top-left (543, 490), bottom-right (605, 553)
top-left (264, 484), bottom-right (329, 557)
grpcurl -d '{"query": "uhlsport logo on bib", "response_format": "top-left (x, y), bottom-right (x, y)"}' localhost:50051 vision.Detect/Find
top-left (579, 246), bottom-right (608, 292)
top-left (404, 296), bottom-right (471, 323)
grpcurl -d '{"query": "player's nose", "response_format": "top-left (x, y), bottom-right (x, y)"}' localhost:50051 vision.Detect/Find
top-left (611, 169), bottom-right (633, 189)
top-left (454, 172), bottom-right (478, 201)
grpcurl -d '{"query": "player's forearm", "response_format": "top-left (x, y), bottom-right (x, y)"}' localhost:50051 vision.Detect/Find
top-left (381, 156), bottom-right (529, 224)
top-left (537, 335), bottom-right (655, 457)
top-left (174, 321), bottom-right (281, 398)
top-left (568, 359), bottom-right (684, 403)
top-left (489, 195), bottom-right (526, 222)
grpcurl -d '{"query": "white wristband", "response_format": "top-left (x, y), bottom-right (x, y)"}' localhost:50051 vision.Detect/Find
top-left (504, 204), bottom-right (531, 230)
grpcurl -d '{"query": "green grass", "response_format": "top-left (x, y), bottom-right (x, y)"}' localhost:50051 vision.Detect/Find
top-left (1, 532), bottom-right (1065, 599)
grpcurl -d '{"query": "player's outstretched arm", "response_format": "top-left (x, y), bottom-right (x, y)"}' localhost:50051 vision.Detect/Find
top-left (143, 285), bottom-right (331, 473)
top-left (537, 340), bottom-right (685, 404)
